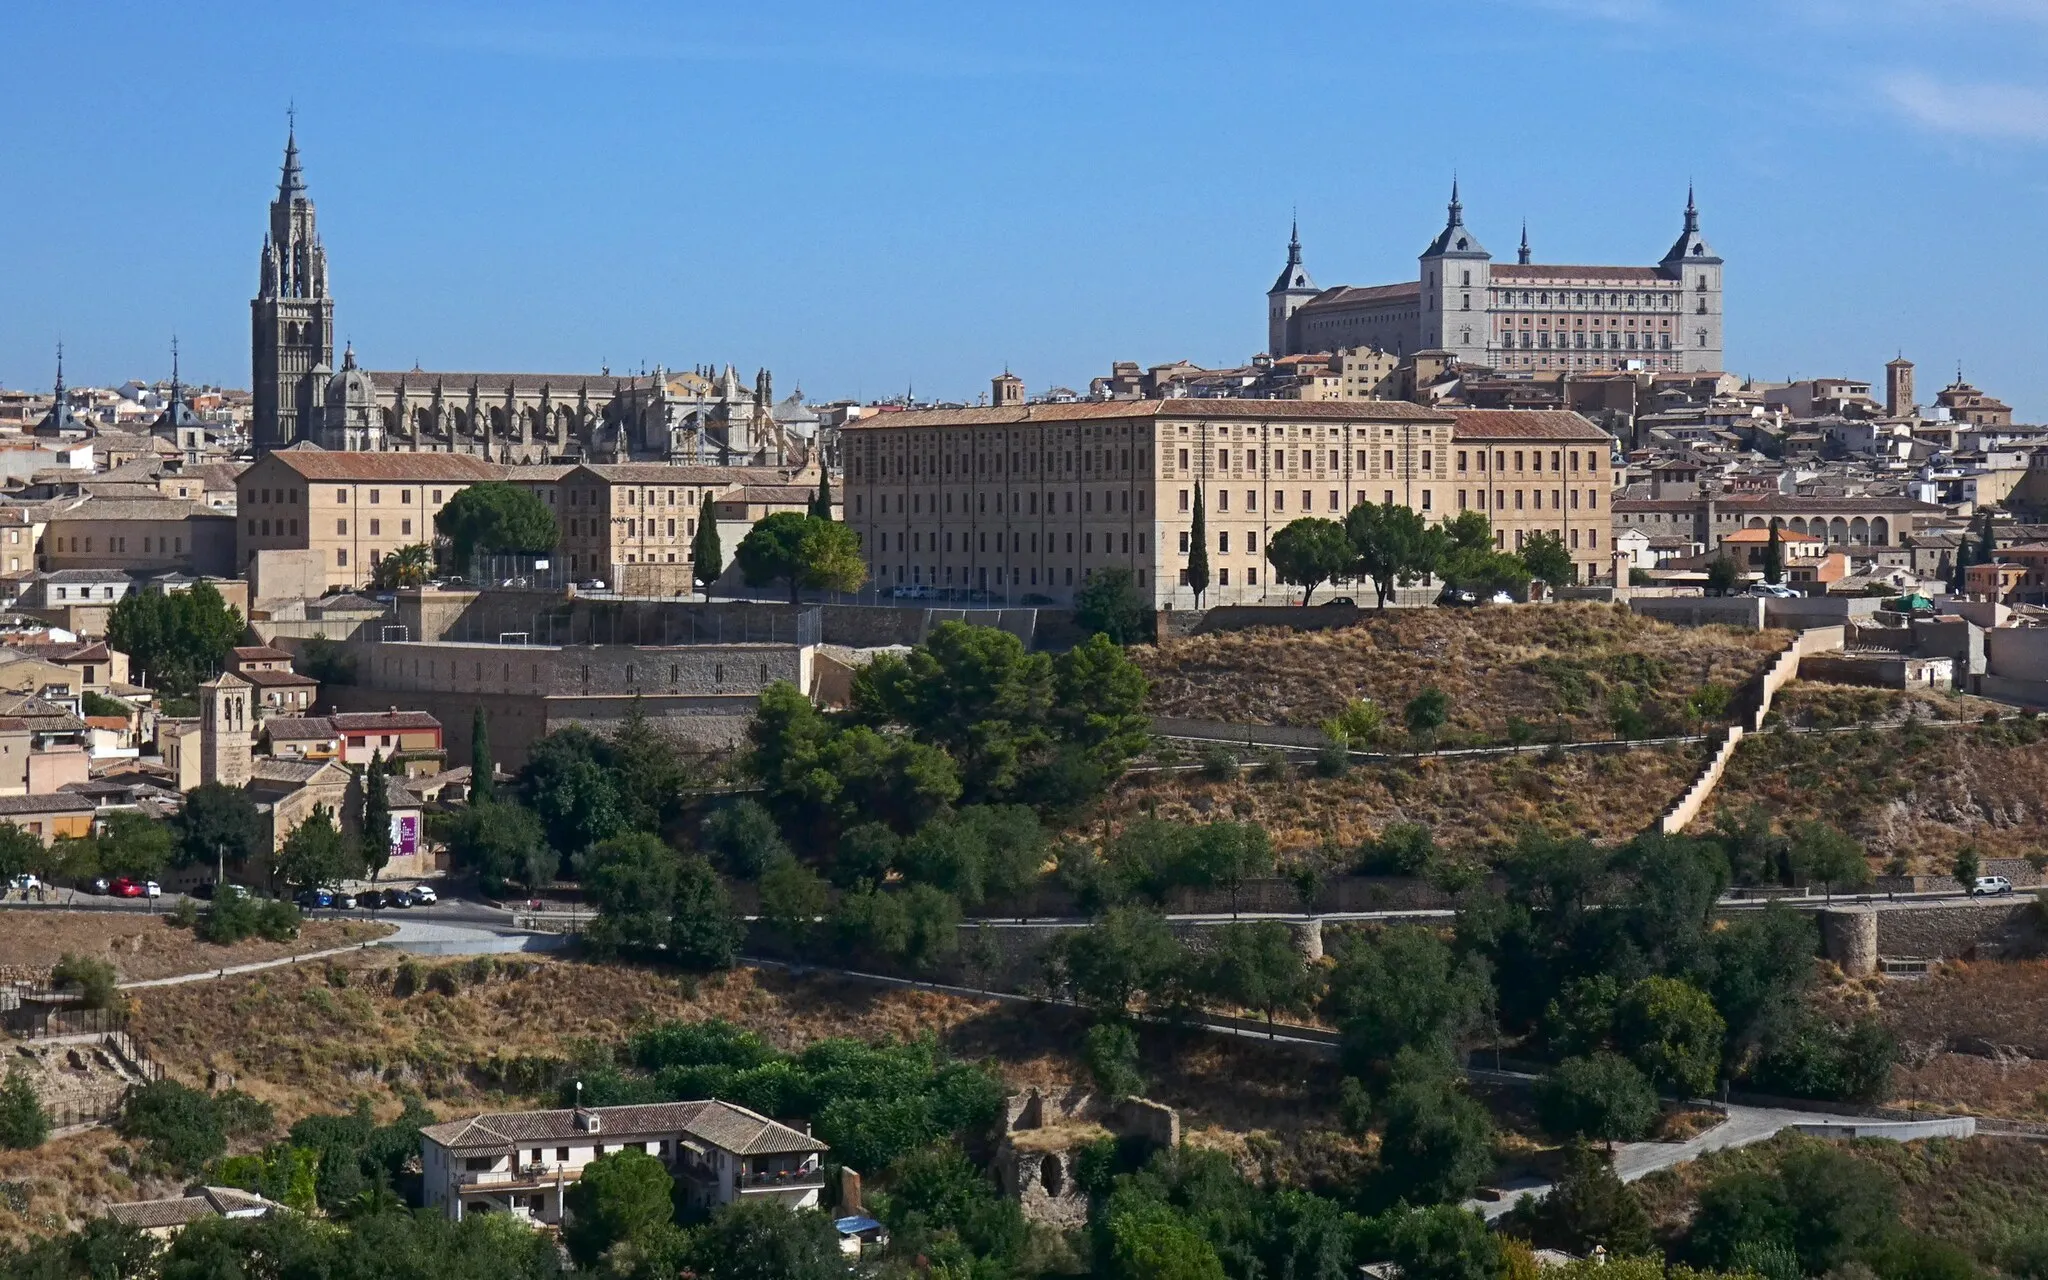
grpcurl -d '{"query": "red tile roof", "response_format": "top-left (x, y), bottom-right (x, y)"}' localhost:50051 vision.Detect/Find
top-left (1448, 410), bottom-right (1614, 441)
top-left (331, 711), bottom-right (442, 733)
top-left (261, 451), bottom-right (504, 482)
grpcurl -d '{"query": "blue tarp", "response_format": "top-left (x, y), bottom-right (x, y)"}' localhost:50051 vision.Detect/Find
top-left (835, 1216), bottom-right (883, 1235)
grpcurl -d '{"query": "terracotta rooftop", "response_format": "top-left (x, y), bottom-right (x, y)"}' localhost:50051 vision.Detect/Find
top-left (1448, 410), bottom-right (1613, 442)
top-left (844, 399), bottom-right (1449, 431)
top-left (419, 1101), bottom-right (824, 1157)
top-left (259, 450), bottom-right (504, 482)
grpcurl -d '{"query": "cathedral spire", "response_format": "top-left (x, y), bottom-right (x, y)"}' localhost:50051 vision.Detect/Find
top-left (278, 120), bottom-right (305, 204)
top-left (52, 342), bottom-right (64, 403)
top-left (1448, 175), bottom-right (1464, 226)
top-left (1518, 220), bottom-right (1531, 265)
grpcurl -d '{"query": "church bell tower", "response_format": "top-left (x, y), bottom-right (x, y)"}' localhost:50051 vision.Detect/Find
top-left (251, 121), bottom-right (335, 453)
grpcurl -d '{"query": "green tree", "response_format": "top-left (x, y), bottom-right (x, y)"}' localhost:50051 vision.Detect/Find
top-left (371, 542), bottom-right (433, 588)
top-left (1377, 1048), bottom-right (1496, 1206)
top-left (106, 581), bottom-right (245, 697)
top-left (1107, 1204), bottom-right (1229, 1280)
top-left (0, 1068), bottom-right (49, 1150)
top-left (519, 726), bottom-right (626, 857)
top-left (1075, 566), bottom-right (1153, 644)
top-left (686, 1200), bottom-right (843, 1280)
top-left (1084, 1022), bottom-right (1146, 1100)
top-left (1348, 500), bottom-right (1445, 609)
top-left (434, 800), bottom-right (552, 896)
top-left (1788, 819), bottom-right (1869, 897)
top-left (759, 852), bottom-right (830, 945)
top-left (1534, 1052), bottom-right (1659, 1146)
top-left (581, 832), bottom-right (680, 954)
top-left (120, 1081), bottom-right (272, 1173)
top-left (1978, 510), bottom-right (1997, 566)
top-left (562, 1147), bottom-right (675, 1267)
top-left (51, 954), bottom-right (119, 1010)
top-left (1197, 921), bottom-right (1315, 1030)
top-left (700, 798), bottom-right (790, 879)
top-left (1322, 698), bottom-right (1386, 750)
top-left (1046, 907), bottom-right (1183, 1016)
top-left (272, 803), bottom-right (357, 892)
top-left (1614, 976), bottom-right (1725, 1098)
top-left (1323, 925), bottom-right (1493, 1083)
top-left (359, 752), bottom-right (391, 883)
top-left (470, 705), bottom-right (494, 803)
top-left (1266, 517), bottom-right (1355, 605)
top-left (735, 511), bottom-right (864, 603)
top-left (1705, 554), bottom-right (1741, 597)
top-left (692, 492), bottom-right (723, 592)
top-left (669, 856), bottom-right (743, 971)
top-left (1522, 1141), bottom-right (1654, 1256)
top-left (609, 698), bottom-right (690, 835)
top-left (1404, 685), bottom-right (1452, 745)
top-left (1389, 1205), bottom-right (1500, 1280)
top-left (810, 469), bottom-right (833, 520)
top-left (1522, 531), bottom-right (1574, 592)
top-left (433, 481), bottom-right (559, 572)
top-left (1763, 518), bottom-right (1786, 585)
top-left (95, 810), bottom-right (173, 880)
top-left (1187, 482), bottom-right (1210, 605)
top-left (1953, 845), bottom-right (1982, 891)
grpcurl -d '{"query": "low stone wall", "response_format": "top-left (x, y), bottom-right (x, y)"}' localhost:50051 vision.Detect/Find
top-left (1630, 596), bottom-right (1767, 630)
top-left (978, 874), bottom-right (1458, 919)
top-left (1765, 597), bottom-right (1880, 629)
top-left (1875, 900), bottom-right (2040, 960)
top-left (1799, 654), bottom-right (1955, 691)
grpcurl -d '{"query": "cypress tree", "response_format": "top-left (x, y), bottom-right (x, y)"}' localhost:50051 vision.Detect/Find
top-left (692, 493), bottom-right (723, 595)
top-left (1978, 513), bottom-right (1996, 565)
top-left (810, 470), bottom-right (833, 520)
top-left (1951, 538), bottom-right (1973, 596)
top-left (360, 750), bottom-right (391, 883)
top-left (1187, 481), bottom-right (1211, 606)
top-left (1763, 518), bottom-right (1785, 585)
top-left (471, 705), bottom-right (494, 802)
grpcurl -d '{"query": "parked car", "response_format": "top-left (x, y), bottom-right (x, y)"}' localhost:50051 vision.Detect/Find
top-left (110, 877), bottom-right (146, 898)
top-left (1487, 591), bottom-right (1517, 606)
top-left (1439, 587), bottom-right (1478, 607)
top-left (88, 877), bottom-right (110, 895)
top-left (379, 888), bottom-right (411, 909)
top-left (1970, 875), bottom-right (2014, 896)
top-left (330, 891), bottom-right (358, 910)
top-left (407, 885), bottom-right (438, 906)
top-left (295, 888), bottom-right (334, 910)
top-left (11, 873), bottom-right (42, 894)
top-left (1745, 582), bottom-right (1801, 599)
top-left (578, 579), bottom-right (608, 591)
top-left (143, 880), bottom-right (161, 899)
top-left (1319, 597), bottom-right (1357, 608)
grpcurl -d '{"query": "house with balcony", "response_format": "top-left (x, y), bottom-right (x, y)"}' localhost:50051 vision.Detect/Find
top-left (419, 1101), bottom-right (827, 1225)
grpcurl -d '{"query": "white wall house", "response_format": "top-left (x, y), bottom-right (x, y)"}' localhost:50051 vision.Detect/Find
top-left (419, 1101), bottom-right (828, 1224)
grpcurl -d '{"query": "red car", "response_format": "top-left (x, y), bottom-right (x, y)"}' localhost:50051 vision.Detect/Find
top-left (109, 877), bottom-right (144, 898)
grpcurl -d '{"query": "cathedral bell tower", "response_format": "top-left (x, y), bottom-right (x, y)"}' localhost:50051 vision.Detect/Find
top-left (251, 122), bottom-right (335, 453)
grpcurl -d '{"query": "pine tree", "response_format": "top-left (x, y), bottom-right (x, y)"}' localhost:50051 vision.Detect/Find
top-left (360, 750), bottom-right (391, 884)
top-left (692, 493), bottom-right (723, 595)
top-left (471, 705), bottom-right (494, 802)
top-left (1187, 481), bottom-right (1211, 606)
top-left (1763, 518), bottom-right (1785, 585)
top-left (810, 470), bottom-right (833, 520)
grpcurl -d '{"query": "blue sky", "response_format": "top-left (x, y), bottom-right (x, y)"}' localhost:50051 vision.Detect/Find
top-left (5, 0), bottom-right (2048, 413)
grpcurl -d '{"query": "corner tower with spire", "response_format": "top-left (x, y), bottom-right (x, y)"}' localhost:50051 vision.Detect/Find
top-left (251, 117), bottom-right (335, 453)
top-left (1418, 178), bottom-right (1493, 367)
top-left (1265, 215), bottom-right (1321, 357)
top-left (1658, 185), bottom-right (1723, 373)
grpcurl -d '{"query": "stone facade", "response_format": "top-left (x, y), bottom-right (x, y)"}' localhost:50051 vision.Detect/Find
top-left (845, 400), bottom-right (1618, 609)
top-left (1271, 183), bottom-right (1724, 374)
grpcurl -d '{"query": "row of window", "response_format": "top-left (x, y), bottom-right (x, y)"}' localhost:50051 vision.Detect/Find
top-left (1506, 332), bottom-right (1674, 351)
top-left (243, 487), bottom-right (449, 506)
top-left (878, 529), bottom-right (1154, 557)
top-left (881, 563), bottom-right (1132, 591)
top-left (1496, 290), bottom-right (1677, 309)
top-left (564, 517), bottom-right (700, 538)
top-left (864, 488), bottom-right (1148, 518)
top-left (53, 535), bottom-right (186, 555)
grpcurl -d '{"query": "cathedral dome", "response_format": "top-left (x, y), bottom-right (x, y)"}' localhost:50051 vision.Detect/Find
top-left (324, 344), bottom-right (377, 417)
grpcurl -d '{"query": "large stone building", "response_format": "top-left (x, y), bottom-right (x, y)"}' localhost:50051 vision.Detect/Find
top-left (234, 449), bottom-right (504, 589)
top-left (844, 387), bottom-right (1618, 608)
top-left (248, 131), bottom-right (810, 467)
top-left (1268, 183), bottom-right (1724, 375)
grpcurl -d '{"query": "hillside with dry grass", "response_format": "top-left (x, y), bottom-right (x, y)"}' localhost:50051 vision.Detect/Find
top-left (1137, 603), bottom-right (1782, 740)
top-left (1100, 742), bottom-right (1705, 857)
top-left (0, 912), bottom-right (392, 983)
top-left (1874, 959), bottom-right (2048, 1121)
top-left (1708, 718), bottom-right (2048, 865)
top-left (0, 954), bottom-right (1371, 1241)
